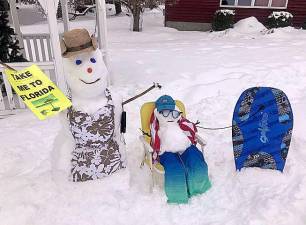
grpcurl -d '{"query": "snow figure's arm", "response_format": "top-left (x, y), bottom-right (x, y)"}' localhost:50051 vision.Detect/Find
top-left (110, 91), bottom-right (123, 138)
top-left (58, 109), bottom-right (72, 138)
top-left (51, 109), bottom-right (74, 178)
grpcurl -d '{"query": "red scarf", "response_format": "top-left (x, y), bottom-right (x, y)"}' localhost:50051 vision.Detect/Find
top-left (149, 112), bottom-right (197, 161)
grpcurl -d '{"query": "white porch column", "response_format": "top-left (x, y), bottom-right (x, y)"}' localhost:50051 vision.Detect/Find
top-left (96, 0), bottom-right (111, 84)
top-left (60, 0), bottom-right (70, 32)
top-left (45, 0), bottom-right (67, 93)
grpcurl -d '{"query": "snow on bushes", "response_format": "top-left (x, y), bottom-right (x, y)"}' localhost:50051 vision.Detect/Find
top-left (267, 11), bottom-right (293, 28)
top-left (211, 9), bottom-right (235, 31)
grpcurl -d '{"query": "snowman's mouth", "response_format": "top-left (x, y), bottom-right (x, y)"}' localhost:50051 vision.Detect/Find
top-left (167, 121), bottom-right (174, 123)
top-left (80, 78), bottom-right (101, 85)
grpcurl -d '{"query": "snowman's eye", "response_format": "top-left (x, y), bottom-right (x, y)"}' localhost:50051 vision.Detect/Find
top-left (90, 58), bottom-right (96, 63)
top-left (75, 59), bottom-right (82, 65)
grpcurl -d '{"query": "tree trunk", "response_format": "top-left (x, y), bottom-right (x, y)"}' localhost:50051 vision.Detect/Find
top-left (132, 7), bottom-right (142, 32)
top-left (56, 1), bottom-right (62, 19)
top-left (114, 1), bottom-right (121, 14)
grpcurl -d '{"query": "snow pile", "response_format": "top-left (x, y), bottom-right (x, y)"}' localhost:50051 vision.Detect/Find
top-left (233, 16), bottom-right (266, 34)
top-left (209, 16), bottom-right (267, 39)
top-left (2, 10), bottom-right (306, 225)
top-left (262, 26), bottom-right (306, 39)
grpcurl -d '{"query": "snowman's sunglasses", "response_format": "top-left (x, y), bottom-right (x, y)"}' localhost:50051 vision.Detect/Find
top-left (159, 110), bottom-right (182, 119)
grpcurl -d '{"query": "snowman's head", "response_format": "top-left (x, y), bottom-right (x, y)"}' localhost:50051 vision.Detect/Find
top-left (154, 95), bottom-right (182, 126)
top-left (63, 49), bottom-right (108, 98)
top-left (154, 107), bottom-right (182, 126)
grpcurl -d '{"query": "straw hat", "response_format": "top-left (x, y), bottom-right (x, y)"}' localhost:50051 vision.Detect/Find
top-left (60, 28), bottom-right (98, 58)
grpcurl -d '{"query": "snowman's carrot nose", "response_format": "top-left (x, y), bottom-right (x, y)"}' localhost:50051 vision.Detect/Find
top-left (87, 67), bottom-right (93, 73)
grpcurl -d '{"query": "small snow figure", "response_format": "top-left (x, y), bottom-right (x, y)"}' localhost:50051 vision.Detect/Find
top-left (150, 95), bottom-right (211, 203)
top-left (59, 29), bottom-right (126, 182)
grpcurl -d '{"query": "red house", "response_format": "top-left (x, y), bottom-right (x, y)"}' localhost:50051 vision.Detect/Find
top-left (165, 0), bottom-right (306, 31)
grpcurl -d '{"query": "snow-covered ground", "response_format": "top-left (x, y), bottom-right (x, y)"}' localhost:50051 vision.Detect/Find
top-left (1, 10), bottom-right (306, 225)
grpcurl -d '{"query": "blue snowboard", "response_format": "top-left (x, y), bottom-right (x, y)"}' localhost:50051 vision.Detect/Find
top-left (232, 87), bottom-right (293, 172)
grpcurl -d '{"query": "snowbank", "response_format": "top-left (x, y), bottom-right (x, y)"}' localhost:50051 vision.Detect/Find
top-left (233, 16), bottom-right (266, 34)
top-left (209, 16), bottom-right (267, 39)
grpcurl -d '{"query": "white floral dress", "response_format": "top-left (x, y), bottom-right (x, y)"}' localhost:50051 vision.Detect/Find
top-left (67, 89), bottom-right (124, 182)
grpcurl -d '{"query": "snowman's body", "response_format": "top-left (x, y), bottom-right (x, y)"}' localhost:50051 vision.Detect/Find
top-left (52, 49), bottom-right (126, 181)
top-left (152, 97), bottom-right (211, 204)
top-left (154, 109), bottom-right (191, 155)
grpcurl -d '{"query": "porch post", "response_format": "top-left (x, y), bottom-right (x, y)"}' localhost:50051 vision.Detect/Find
top-left (96, 0), bottom-right (111, 84)
top-left (60, 0), bottom-right (70, 32)
top-left (45, 0), bottom-right (67, 93)
top-left (8, 0), bottom-right (26, 56)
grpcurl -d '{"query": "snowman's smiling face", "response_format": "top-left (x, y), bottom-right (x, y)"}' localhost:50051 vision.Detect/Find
top-left (63, 49), bottom-right (108, 98)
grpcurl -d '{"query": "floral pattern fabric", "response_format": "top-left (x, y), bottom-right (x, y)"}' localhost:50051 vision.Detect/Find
top-left (67, 89), bottom-right (124, 182)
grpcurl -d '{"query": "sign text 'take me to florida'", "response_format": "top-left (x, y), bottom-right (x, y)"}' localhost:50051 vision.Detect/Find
top-left (5, 65), bottom-right (71, 120)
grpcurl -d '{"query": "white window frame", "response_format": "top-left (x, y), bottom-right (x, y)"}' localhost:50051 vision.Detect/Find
top-left (220, 0), bottom-right (288, 9)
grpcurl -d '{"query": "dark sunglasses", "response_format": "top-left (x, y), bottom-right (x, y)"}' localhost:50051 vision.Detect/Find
top-left (160, 110), bottom-right (182, 119)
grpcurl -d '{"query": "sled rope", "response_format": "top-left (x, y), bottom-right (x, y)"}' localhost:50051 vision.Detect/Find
top-left (196, 124), bottom-right (232, 130)
top-left (196, 105), bottom-right (265, 131)
top-left (122, 83), bottom-right (162, 105)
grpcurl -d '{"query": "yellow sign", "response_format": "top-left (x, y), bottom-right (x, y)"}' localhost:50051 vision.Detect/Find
top-left (5, 64), bottom-right (72, 120)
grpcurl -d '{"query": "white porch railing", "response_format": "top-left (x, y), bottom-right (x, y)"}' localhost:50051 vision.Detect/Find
top-left (22, 33), bottom-right (53, 62)
top-left (0, 33), bottom-right (59, 117)
top-left (0, 62), bottom-right (56, 115)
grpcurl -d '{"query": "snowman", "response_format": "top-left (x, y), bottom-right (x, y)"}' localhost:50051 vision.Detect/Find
top-left (150, 95), bottom-right (211, 203)
top-left (52, 29), bottom-right (126, 182)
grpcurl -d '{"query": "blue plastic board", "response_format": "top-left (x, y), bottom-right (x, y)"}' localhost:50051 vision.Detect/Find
top-left (232, 87), bottom-right (293, 171)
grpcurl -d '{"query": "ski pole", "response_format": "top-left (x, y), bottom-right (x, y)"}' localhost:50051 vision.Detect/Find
top-left (0, 61), bottom-right (17, 71)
